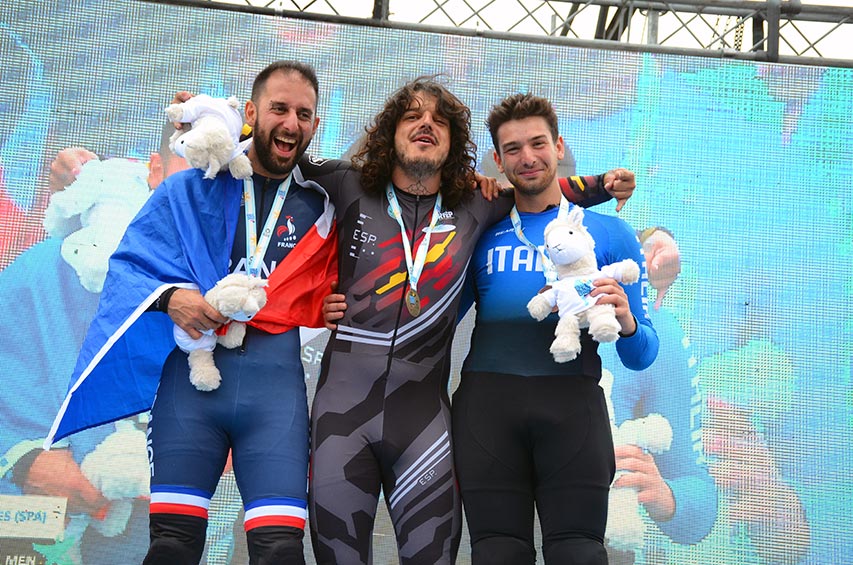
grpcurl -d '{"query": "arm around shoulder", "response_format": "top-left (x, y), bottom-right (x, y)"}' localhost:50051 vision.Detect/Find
top-left (559, 174), bottom-right (612, 208)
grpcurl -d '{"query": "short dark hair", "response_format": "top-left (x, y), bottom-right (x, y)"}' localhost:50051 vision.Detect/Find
top-left (251, 60), bottom-right (319, 107)
top-left (487, 93), bottom-right (559, 155)
top-left (352, 76), bottom-right (476, 209)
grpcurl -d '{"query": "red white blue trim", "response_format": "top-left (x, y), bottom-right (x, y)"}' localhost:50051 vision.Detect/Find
top-left (243, 496), bottom-right (308, 531)
top-left (150, 485), bottom-right (212, 519)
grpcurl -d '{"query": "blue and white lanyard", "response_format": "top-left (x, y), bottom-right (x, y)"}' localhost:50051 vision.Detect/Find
top-left (385, 183), bottom-right (443, 294)
top-left (243, 174), bottom-right (292, 278)
top-left (509, 196), bottom-right (571, 284)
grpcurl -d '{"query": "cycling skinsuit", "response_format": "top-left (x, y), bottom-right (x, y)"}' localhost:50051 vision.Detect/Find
top-left (148, 170), bottom-right (324, 551)
top-left (299, 158), bottom-right (608, 564)
top-left (455, 205), bottom-right (658, 564)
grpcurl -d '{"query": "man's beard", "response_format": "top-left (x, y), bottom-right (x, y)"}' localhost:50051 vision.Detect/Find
top-left (253, 124), bottom-right (310, 177)
top-left (396, 153), bottom-right (443, 181)
top-left (511, 177), bottom-right (550, 197)
top-left (507, 168), bottom-right (555, 197)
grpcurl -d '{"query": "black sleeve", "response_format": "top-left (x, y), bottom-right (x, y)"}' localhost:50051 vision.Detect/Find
top-left (146, 286), bottom-right (179, 313)
top-left (10, 448), bottom-right (42, 487)
top-left (560, 174), bottom-right (613, 208)
top-left (297, 154), bottom-right (356, 204)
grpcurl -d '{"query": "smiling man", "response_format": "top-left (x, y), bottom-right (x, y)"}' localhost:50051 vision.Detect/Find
top-left (47, 61), bottom-right (338, 565)
top-left (305, 78), bottom-right (636, 564)
top-left (246, 68), bottom-right (317, 176)
top-left (392, 94), bottom-right (451, 184)
top-left (140, 61), bottom-right (337, 565)
top-left (453, 93), bottom-right (659, 564)
top-left (303, 80), bottom-right (496, 565)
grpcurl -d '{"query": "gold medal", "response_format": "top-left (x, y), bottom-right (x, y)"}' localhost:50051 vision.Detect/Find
top-left (406, 287), bottom-right (421, 317)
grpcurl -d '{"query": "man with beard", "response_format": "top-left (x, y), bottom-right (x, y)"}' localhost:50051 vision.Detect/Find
top-left (305, 78), bottom-right (634, 564)
top-left (451, 93), bottom-right (658, 564)
top-left (46, 61), bottom-right (337, 565)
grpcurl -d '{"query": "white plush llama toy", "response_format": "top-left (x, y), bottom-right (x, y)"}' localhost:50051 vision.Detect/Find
top-left (600, 370), bottom-right (673, 553)
top-left (173, 273), bottom-right (268, 391)
top-left (164, 94), bottom-right (252, 180)
top-left (42, 158), bottom-right (151, 293)
top-left (526, 206), bottom-right (640, 362)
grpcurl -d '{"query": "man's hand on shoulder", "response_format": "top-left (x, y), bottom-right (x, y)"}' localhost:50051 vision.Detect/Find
top-left (473, 172), bottom-right (503, 201)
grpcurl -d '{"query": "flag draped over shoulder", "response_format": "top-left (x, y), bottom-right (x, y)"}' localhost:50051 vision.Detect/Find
top-left (46, 167), bottom-right (337, 447)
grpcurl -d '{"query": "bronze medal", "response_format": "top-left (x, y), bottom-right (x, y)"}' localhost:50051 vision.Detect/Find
top-left (406, 287), bottom-right (421, 317)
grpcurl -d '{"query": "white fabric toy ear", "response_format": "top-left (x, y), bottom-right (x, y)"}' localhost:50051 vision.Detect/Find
top-left (566, 203), bottom-right (585, 226)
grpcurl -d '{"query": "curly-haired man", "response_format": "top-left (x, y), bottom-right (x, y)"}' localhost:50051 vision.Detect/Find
top-left (306, 78), bottom-right (634, 564)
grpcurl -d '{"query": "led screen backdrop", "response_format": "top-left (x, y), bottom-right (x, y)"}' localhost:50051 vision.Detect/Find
top-left (0, 1), bottom-right (851, 563)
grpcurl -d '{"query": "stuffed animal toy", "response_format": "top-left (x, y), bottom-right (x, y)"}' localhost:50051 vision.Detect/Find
top-left (173, 273), bottom-right (268, 391)
top-left (607, 413), bottom-right (673, 552)
top-left (164, 94), bottom-right (252, 180)
top-left (42, 158), bottom-right (151, 293)
top-left (600, 370), bottom-right (673, 554)
top-left (79, 419), bottom-right (150, 537)
top-left (526, 206), bottom-right (640, 363)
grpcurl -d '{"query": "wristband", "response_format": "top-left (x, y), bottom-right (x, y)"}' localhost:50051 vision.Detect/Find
top-left (155, 286), bottom-right (180, 313)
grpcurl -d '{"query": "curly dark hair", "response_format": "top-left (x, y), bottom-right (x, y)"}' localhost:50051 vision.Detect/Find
top-left (352, 77), bottom-right (477, 209)
top-left (487, 93), bottom-right (559, 155)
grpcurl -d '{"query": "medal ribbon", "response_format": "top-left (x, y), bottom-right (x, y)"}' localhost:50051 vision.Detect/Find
top-left (385, 183), bottom-right (443, 294)
top-left (509, 196), bottom-right (571, 284)
top-left (243, 174), bottom-right (293, 278)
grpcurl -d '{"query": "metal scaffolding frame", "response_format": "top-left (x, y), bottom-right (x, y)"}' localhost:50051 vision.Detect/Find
top-left (142, 0), bottom-right (853, 68)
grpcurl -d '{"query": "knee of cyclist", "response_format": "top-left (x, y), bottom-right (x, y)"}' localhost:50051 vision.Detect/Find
top-left (543, 537), bottom-right (607, 565)
top-left (143, 537), bottom-right (205, 565)
top-left (472, 536), bottom-right (536, 565)
top-left (247, 525), bottom-right (305, 565)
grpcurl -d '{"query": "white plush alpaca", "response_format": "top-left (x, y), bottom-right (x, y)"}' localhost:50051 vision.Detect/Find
top-left (173, 273), bottom-right (268, 391)
top-left (600, 370), bottom-right (673, 553)
top-left (164, 94), bottom-right (252, 180)
top-left (526, 206), bottom-right (640, 363)
top-left (80, 419), bottom-right (150, 537)
top-left (42, 158), bottom-right (152, 293)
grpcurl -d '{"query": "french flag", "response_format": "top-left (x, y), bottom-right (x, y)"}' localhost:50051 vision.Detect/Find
top-left (45, 166), bottom-right (337, 447)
